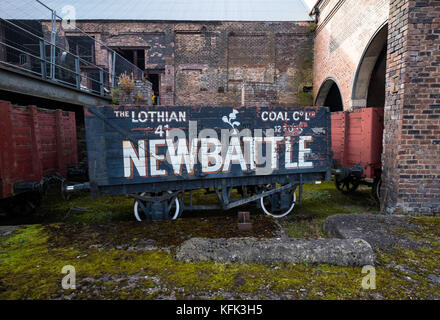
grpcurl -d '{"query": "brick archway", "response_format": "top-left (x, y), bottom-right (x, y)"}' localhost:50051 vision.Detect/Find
top-left (315, 78), bottom-right (343, 112)
top-left (312, 0), bottom-right (439, 215)
top-left (351, 23), bottom-right (388, 109)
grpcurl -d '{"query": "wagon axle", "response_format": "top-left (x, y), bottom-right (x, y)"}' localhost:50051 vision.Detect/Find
top-left (333, 162), bottom-right (382, 200)
top-left (129, 183), bottom-right (300, 221)
top-left (132, 191), bottom-right (182, 221)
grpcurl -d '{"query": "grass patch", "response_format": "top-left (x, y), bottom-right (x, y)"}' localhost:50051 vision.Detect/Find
top-left (279, 181), bottom-right (379, 239)
top-left (36, 191), bottom-right (134, 223)
top-left (1, 223), bottom-right (439, 299)
top-left (5, 180), bottom-right (380, 242)
top-left (4, 180), bottom-right (438, 300)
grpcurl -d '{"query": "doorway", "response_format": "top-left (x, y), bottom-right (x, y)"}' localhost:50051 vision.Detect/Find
top-left (146, 71), bottom-right (162, 105)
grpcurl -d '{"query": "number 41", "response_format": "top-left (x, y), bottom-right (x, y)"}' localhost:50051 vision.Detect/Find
top-left (155, 124), bottom-right (169, 137)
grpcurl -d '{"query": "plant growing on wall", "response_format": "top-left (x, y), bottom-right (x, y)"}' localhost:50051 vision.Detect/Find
top-left (111, 88), bottom-right (120, 105)
top-left (119, 73), bottom-right (135, 93)
top-left (288, 41), bottom-right (314, 106)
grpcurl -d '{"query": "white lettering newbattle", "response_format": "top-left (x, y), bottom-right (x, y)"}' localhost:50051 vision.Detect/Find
top-left (122, 135), bottom-right (314, 178)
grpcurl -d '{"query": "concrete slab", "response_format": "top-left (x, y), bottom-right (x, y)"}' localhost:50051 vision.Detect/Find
top-left (323, 214), bottom-right (425, 251)
top-left (0, 226), bottom-right (19, 239)
top-left (174, 237), bottom-right (375, 266)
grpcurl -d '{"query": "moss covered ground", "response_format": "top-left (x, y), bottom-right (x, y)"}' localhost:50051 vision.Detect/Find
top-left (0, 182), bottom-right (439, 299)
top-left (279, 182), bottom-right (379, 239)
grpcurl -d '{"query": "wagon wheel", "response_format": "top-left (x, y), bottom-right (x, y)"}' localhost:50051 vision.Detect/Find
top-left (335, 176), bottom-right (360, 194)
top-left (259, 184), bottom-right (297, 218)
top-left (133, 191), bottom-right (182, 221)
top-left (372, 177), bottom-right (382, 201)
top-left (7, 192), bottom-right (42, 217)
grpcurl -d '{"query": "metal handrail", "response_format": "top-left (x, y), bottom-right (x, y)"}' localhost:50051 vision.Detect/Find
top-left (0, 0), bottom-right (145, 97)
top-left (34, 0), bottom-right (144, 79)
top-left (0, 18), bottom-right (110, 76)
top-left (0, 39), bottom-right (108, 90)
top-left (0, 60), bottom-right (42, 76)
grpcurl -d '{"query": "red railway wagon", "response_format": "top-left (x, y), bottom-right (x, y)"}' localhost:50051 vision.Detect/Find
top-left (331, 107), bottom-right (384, 198)
top-left (0, 100), bottom-right (78, 214)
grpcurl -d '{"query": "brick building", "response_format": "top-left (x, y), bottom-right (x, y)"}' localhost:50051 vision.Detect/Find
top-left (65, 20), bottom-right (314, 107)
top-left (312, 0), bottom-right (440, 215)
top-left (34, 0), bottom-right (315, 107)
top-left (2, 0), bottom-right (439, 215)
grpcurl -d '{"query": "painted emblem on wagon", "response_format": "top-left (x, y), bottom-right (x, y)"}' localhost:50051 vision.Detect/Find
top-left (222, 109), bottom-right (241, 134)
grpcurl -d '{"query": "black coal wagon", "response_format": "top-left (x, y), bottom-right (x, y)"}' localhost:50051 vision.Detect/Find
top-left (69, 105), bottom-right (332, 221)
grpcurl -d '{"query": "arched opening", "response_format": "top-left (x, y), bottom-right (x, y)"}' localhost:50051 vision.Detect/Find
top-left (367, 47), bottom-right (386, 107)
top-left (352, 23), bottom-right (388, 108)
top-left (350, 23), bottom-right (388, 200)
top-left (315, 78), bottom-right (343, 112)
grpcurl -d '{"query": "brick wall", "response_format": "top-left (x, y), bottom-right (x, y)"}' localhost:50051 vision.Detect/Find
top-left (118, 79), bottom-right (152, 105)
top-left (313, 0), bottom-right (389, 109)
top-left (313, 0), bottom-right (439, 215)
top-left (71, 21), bottom-right (314, 107)
top-left (382, 0), bottom-right (440, 215)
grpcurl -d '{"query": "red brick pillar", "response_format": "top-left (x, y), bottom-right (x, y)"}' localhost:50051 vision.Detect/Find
top-left (382, 0), bottom-right (440, 215)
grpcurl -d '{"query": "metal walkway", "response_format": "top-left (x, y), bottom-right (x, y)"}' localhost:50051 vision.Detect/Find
top-left (0, 0), bottom-right (144, 106)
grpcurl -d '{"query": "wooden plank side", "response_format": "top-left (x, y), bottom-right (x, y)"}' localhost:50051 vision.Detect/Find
top-left (11, 126), bottom-right (33, 137)
top-left (345, 110), bottom-right (363, 168)
top-left (0, 101), bottom-right (14, 198)
top-left (30, 106), bottom-right (44, 181)
top-left (10, 105), bottom-right (34, 186)
top-left (361, 108), bottom-right (373, 178)
top-left (55, 109), bottom-right (66, 177)
top-left (85, 108), bottom-right (108, 185)
top-left (65, 112), bottom-right (78, 166)
top-left (331, 111), bottom-right (346, 165)
top-left (333, 107), bottom-right (384, 178)
top-left (13, 136), bottom-right (33, 146)
top-left (85, 105), bottom-right (332, 192)
top-left (0, 102), bottom-right (79, 199)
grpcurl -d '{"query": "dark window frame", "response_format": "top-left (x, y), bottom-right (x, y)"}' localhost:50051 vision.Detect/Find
top-left (66, 35), bottom-right (96, 65)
